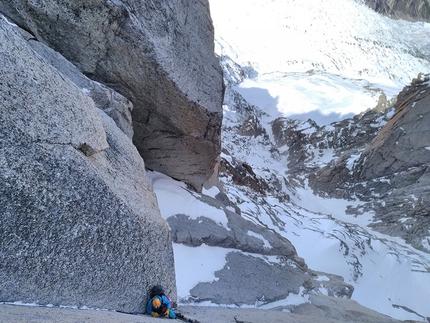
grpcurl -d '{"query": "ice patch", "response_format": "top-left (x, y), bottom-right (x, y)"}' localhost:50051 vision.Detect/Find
top-left (203, 186), bottom-right (221, 198)
top-left (247, 230), bottom-right (272, 248)
top-left (258, 287), bottom-right (309, 310)
top-left (147, 171), bottom-right (230, 230)
top-left (174, 244), bottom-right (231, 300)
top-left (221, 151), bottom-right (233, 163)
top-left (1, 14), bottom-right (18, 27)
top-left (398, 218), bottom-right (411, 224)
top-left (316, 275), bottom-right (331, 282)
top-left (346, 154), bottom-right (360, 170)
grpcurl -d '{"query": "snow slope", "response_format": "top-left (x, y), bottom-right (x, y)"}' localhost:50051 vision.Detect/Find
top-left (150, 0), bottom-right (430, 321)
top-left (150, 167), bottom-right (430, 321)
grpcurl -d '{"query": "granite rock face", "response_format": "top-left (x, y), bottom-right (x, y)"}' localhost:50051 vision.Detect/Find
top-left (25, 34), bottom-right (134, 140)
top-left (364, 0), bottom-right (430, 22)
top-left (0, 19), bottom-right (176, 312)
top-left (0, 0), bottom-right (224, 191)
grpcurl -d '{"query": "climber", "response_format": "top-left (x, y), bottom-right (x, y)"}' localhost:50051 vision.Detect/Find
top-left (146, 285), bottom-right (200, 322)
top-left (146, 295), bottom-right (177, 318)
top-left (146, 285), bottom-right (176, 319)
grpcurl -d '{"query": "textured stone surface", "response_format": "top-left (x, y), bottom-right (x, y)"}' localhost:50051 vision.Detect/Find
top-left (0, 0), bottom-right (224, 191)
top-left (0, 303), bottom-right (420, 323)
top-left (0, 20), bottom-right (175, 312)
top-left (27, 37), bottom-right (134, 139)
top-left (364, 0), bottom-right (430, 22)
top-left (292, 295), bottom-right (405, 323)
top-left (0, 19), bottom-right (108, 156)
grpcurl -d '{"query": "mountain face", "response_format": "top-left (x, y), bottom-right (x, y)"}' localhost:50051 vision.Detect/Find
top-left (0, 0), bottom-right (224, 192)
top-left (364, 0), bottom-right (430, 22)
top-left (1, 0), bottom-right (430, 321)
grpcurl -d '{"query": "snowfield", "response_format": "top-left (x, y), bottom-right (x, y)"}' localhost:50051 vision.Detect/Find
top-left (150, 0), bottom-right (430, 321)
top-left (210, 0), bottom-right (430, 126)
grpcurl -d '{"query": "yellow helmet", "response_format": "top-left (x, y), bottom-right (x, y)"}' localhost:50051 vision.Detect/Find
top-left (152, 297), bottom-right (161, 309)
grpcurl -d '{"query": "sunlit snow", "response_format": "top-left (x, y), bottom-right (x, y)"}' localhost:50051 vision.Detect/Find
top-left (147, 171), bottom-right (230, 230)
top-left (210, 0), bottom-right (430, 125)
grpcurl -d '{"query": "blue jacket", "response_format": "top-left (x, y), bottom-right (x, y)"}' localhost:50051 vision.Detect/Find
top-left (146, 295), bottom-right (176, 319)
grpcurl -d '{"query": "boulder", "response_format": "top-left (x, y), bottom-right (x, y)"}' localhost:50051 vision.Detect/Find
top-left (0, 19), bottom-right (176, 312)
top-left (0, 0), bottom-right (224, 191)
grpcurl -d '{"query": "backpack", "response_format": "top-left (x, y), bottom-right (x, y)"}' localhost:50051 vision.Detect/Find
top-left (150, 285), bottom-right (165, 298)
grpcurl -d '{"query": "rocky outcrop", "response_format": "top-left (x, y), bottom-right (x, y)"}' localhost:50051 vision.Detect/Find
top-left (355, 76), bottom-right (430, 181)
top-left (364, 0), bottom-right (430, 22)
top-left (303, 75), bottom-right (430, 252)
top-left (190, 251), bottom-right (342, 306)
top-left (0, 0), bottom-right (224, 191)
top-left (0, 19), bottom-right (175, 312)
top-left (219, 155), bottom-right (271, 196)
top-left (168, 195), bottom-right (302, 263)
top-left (351, 75), bottom-right (430, 250)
